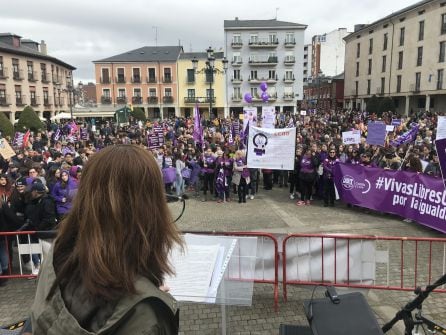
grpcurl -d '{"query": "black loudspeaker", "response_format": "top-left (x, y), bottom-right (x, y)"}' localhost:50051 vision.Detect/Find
top-left (303, 292), bottom-right (384, 335)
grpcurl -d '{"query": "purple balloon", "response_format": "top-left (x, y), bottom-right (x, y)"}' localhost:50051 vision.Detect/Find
top-left (244, 92), bottom-right (253, 103)
top-left (260, 82), bottom-right (268, 92)
top-left (261, 92), bottom-right (269, 102)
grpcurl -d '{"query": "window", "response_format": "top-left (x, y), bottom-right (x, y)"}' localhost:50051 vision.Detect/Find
top-left (103, 89), bottom-right (111, 97)
top-left (439, 41), bottom-right (446, 62)
top-left (442, 14), bottom-right (446, 34)
top-left (367, 79), bottom-right (371, 95)
top-left (269, 33), bottom-right (277, 43)
top-left (187, 89), bottom-right (195, 98)
top-left (369, 38), bottom-right (373, 54)
top-left (0, 56), bottom-right (3, 75)
top-left (132, 68), bottom-right (141, 83)
top-left (205, 69), bottom-right (213, 83)
top-left (148, 68), bottom-right (156, 82)
top-left (101, 68), bottom-right (110, 83)
top-left (149, 88), bottom-right (156, 96)
top-left (232, 52), bottom-right (241, 63)
top-left (383, 33), bottom-right (388, 50)
top-left (165, 88), bottom-right (172, 96)
top-left (268, 70), bottom-right (276, 80)
top-left (117, 68), bottom-right (125, 83)
top-left (250, 87), bottom-right (257, 97)
top-left (356, 62), bottom-right (359, 77)
top-left (118, 89), bottom-right (126, 97)
top-left (437, 69), bottom-right (444, 90)
top-left (398, 51), bottom-right (404, 69)
top-left (187, 69), bottom-right (195, 83)
top-left (356, 43), bottom-right (360, 58)
top-left (250, 34), bottom-right (258, 43)
top-left (285, 70), bottom-right (294, 80)
top-left (232, 33), bottom-right (242, 44)
top-left (285, 32), bottom-right (295, 43)
top-left (417, 47), bottom-right (423, 66)
top-left (399, 27), bottom-right (405, 46)
top-left (233, 87), bottom-right (241, 98)
top-left (133, 88), bottom-right (141, 97)
top-left (419, 21), bottom-right (425, 41)
top-left (355, 81), bottom-right (358, 95)
top-left (206, 88), bottom-right (214, 99)
top-left (396, 75), bottom-right (402, 93)
top-left (233, 69), bottom-right (241, 80)
top-left (250, 70), bottom-right (257, 80)
top-left (12, 59), bottom-right (19, 74)
top-left (382, 55), bottom-right (387, 72)
top-left (381, 78), bottom-right (385, 94)
top-left (163, 68), bottom-right (172, 82)
top-left (27, 61), bottom-right (33, 76)
top-left (368, 59), bottom-right (372, 75)
top-left (415, 72), bottom-right (421, 91)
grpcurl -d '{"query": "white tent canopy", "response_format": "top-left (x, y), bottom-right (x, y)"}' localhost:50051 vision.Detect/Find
top-left (51, 112), bottom-right (76, 121)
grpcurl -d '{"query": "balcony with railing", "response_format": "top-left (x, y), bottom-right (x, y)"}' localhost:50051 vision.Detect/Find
top-left (249, 56), bottom-right (278, 66)
top-left (0, 67), bottom-right (8, 79)
top-left (283, 93), bottom-right (295, 101)
top-left (231, 58), bottom-right (243, 66)
top-left (147, 96), bottom-right (158, 104)
top-left (267, 75), bottom-right (279, 84)
top-left (147, 76), bottom-right (157, 83)
top-left (283, 75), bottom-right (295, 83)
top-left (248, 76), bottom-right (260, 84)
top-left (248, 38), bottom-right (279, 48)
top-left (30, 96), bottom-right (40, 107)
top-left (28, 71), bottom-right (38, 82)
top-left (268, 93), bottom-right (278, 101)
top-left (162, 76), bottom-right (172, 83)
top-left (231, 40), bottom-right (243, 48)
top-left (231, 94), bottom-right (242, 102)
top-left (184, 97), bottom-right (216, 104)
top-left (41, 72), bottom-right (51, 83)
top-left (116, 96), bottom-right (127, 104)
top-left (284, 38), bottom-right (296, 47)
top-left (131, 76), bottom-right (141, 83)
top-left (116, 76), bottom-right (126, 84)
top-left (284, 56), bottom-right (296, 65)
top-left (16, 95), bottom-right (26, 106)
top-left (132, 96), bottom-right (142, 104)
top-left (231, 76), bottom-right (243, 83)
top-left (13, 69), bottom-right (24, 81)
top-left (0, 94), bottom-right (11, 106)
top-left (163, 95), bottom-right (174, 103)
top-left (101, 96), bottom-right (112, 104)
top-left (52, 74), bottom-right (62, 84)
top-left (43, 96), bottom-right (53, 106)
top-left (100, 76), bottom-right (111, 84)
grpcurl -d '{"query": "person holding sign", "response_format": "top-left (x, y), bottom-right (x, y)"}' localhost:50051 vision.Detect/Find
top-left (30, 145), bottom-right (182, 334)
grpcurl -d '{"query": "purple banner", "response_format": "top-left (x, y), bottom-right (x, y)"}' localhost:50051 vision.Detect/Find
top-left (366, 122), bottom-right (387, 146)
top-left (334, 163), bottom-right (446, 234)
top-left (436, 138), bottom-right (446, 189)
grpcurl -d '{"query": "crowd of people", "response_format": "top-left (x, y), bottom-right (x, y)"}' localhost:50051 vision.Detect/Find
top-left (0, 107), bottom-right (444, 286)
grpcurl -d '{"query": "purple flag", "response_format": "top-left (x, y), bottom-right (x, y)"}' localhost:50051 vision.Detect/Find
top-left (435, 138), bottom-right (446, 189)
top-left (13, 132), bottom-right (24, 147)
top-left (334, 163), bottom-right (446, 234)
top-left (193, 104), bottom-right (202, 144)
top-left (390, 123), bottom-right (419, 147)
top-left (366, 122), bottom-right (387, 146)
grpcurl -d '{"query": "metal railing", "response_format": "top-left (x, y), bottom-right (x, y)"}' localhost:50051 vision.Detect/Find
top-left (0, 66), bottom-right (8, 79)
top-left (43, 96), bottom-right (52, 106)
top-left (30, 96), bottom-right (40, 106)
top-left (13, 69), bottom-right (24, 81)
top-left (132, 96), bottom-right (142, 104)
top-left (131, 76), bottom-right (141, 83)
top-left (163, 95), bottom-right (174, 103)
top-left (16, 95), bottom-right (26, 106)
top-left (116, 76), bottom-right (126, 84)
top-left (28, 71), bottom-right (38, 82)
top-left (116, 96), bottom-right (127, 104)
top-left (162, 76), bottom-right (172, 83)
top-left (101, 96), bottom-right (112, 104)
top-left (100, 76), bottom-right (111, 84)
top-left (147, 96), bottom-right (158, 104)
top-left (146, 76), bottom-right (157, 83)
top-left (0, 94), bottom-right (11, 106)
top-left (248, 38), bottom-right (279, 47)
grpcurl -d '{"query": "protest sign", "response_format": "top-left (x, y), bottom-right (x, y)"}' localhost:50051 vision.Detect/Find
top-left (366, 122), bottom-right (387, 146)
top-left (300, 110), bottom-right (307, 116)
top-left (0, 138), bottom-right (16, 160)
top-left (334, 163), bottom-right (446, 234)
top-left (342, 130), bottom-right (361, 145)
top-left (435, 138), bottom-right (446, 189)
top-left (437, 116), bottom-right (446, 140)
top-left (243, 107), bottom-right (257, 131)
top-left (391, 119), bottom-right (402, 126)
top-left (386, 125), bottom-right (395, 132)
top-left (247, 127), bottom-right (296, 170)
top-left (261, 106), bottom-right (275, 129)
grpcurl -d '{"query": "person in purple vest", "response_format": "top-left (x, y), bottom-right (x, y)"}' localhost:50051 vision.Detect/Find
top-left (322, 149), bottom-right (340, 207)
top-left (296, 147), bottom-right (319, 206)
top-left (200, 148), bottom-right (216, 202)
top-left (233, 150), bottom-right (250, 203)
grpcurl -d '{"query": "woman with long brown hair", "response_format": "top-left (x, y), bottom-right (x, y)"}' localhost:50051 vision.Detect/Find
top-left (30, 145), bottom-right (183, 334)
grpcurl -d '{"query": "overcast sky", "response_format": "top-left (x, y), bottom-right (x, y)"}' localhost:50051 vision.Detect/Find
top-left (1, 0), bottom-right (416, 83)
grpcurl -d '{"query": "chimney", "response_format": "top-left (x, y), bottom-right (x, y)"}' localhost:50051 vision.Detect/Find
top-left (40, 40), bottom-right (47, 55)
top-left (235, 17), bottom-right (239, 21)
top-left (354, 24), bottom-right (366, 32)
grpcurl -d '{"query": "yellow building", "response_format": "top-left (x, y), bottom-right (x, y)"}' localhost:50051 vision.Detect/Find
top-left (178, 51), bottom-right (227, 119)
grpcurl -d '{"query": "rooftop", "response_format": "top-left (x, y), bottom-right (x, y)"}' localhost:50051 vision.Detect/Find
top-left (224, 18), bottom-right (307, 29)
top-left (94, 46), bottom-right (183, 63)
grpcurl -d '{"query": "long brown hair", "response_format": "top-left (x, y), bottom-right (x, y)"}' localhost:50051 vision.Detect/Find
top-left (51, 145), bottom-right (183, 301)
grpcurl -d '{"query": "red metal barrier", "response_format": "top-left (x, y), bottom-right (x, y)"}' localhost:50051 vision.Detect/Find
top-left (0, 231), bottom-right (42, 280)
top-left (183, 231), bottom-right (280, 311)
top-left (282, 234), bottom-right (446, 302)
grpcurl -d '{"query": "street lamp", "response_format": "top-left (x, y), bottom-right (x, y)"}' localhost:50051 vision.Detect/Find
top-left (191, 47), bottom-right (228, 120)
top-left (64, 76), bottom-right (83, 121)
